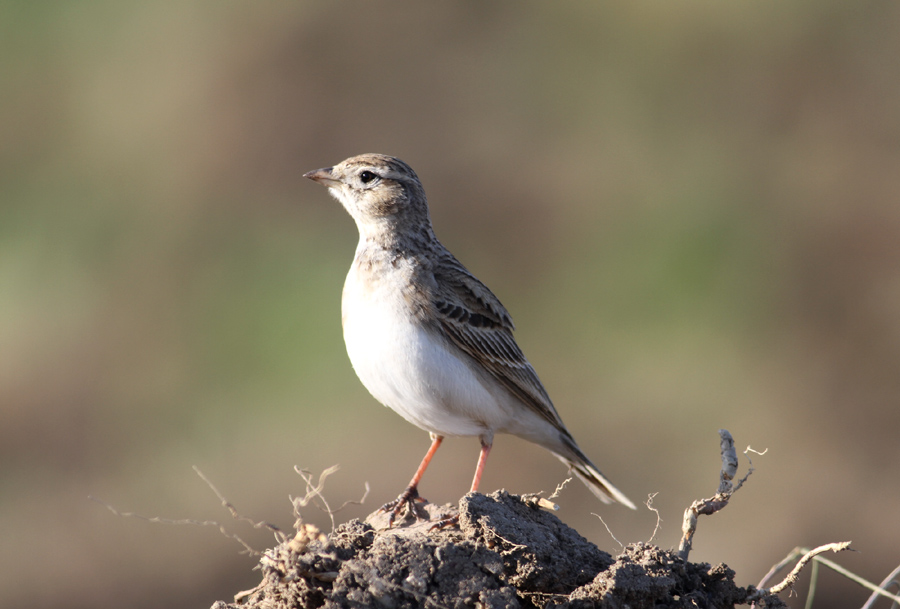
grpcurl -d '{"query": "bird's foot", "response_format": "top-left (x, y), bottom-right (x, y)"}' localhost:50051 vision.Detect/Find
top-left (428, 513), bottom-right (459, 531)
top-left (379, 486), bottom-right (428, 527)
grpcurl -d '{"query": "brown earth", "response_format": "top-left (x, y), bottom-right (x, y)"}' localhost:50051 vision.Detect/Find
top-left (211, 491), bottom-right (785, 609)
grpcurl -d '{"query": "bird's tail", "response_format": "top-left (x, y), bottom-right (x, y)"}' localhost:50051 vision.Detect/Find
top-left (554, 443), bottom-right (636, 510)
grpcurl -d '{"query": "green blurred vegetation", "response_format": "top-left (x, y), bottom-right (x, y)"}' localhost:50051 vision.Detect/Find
top-left (2, 2), bottom-right (898, 608)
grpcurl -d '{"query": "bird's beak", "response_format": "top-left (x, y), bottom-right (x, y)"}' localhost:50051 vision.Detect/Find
top-left (303, 167), bottom-right (341, 187)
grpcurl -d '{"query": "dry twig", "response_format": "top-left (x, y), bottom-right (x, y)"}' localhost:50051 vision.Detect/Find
top-left (861, 562), bottom-right (900, 609)
top-left (766, 542), bottom-right (852, 595)
top-left (548, 477), bottom-right (572, 500)
top-left (645, 493), bottom-right (662, 545)
top-left (755, 544), bottom-right (900, 606)
top-left (593, 511), bottom-right (625, 550)
top-left (292, 465), bottom-right (369, 532)
top-left (89, 466), bottom-right (285, 556)
top-left (193, 466), bottom-right (286, 544)
top-left (677, 429), bottom-right (755, 561)
top-left (748, 542), bottom-right (858, 604)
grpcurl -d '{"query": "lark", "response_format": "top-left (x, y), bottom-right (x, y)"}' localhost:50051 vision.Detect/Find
top-left (304, 154), bottom-right (635, 525)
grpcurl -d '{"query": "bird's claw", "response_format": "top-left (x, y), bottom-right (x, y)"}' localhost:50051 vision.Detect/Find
top-left (428, 514), bottom-right (459, 531)
top-left (379, 486), bottom-right (427, 527)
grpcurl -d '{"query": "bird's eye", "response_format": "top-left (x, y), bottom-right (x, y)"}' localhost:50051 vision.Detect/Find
top-left (359, 170), bottom-right (377, 184)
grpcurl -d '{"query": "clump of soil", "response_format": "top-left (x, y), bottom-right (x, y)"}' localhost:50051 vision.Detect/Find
top-left (211, 490), bottom-right (784, 608)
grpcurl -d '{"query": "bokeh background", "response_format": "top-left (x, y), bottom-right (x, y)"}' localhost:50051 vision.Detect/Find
top-left (3, 2), bottom-right (899, 608)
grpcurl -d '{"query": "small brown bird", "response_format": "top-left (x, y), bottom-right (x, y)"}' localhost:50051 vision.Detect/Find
top-left (305, 154), bottom-right (635, 524)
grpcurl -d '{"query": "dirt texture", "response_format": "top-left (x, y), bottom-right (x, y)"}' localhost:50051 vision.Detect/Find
top-left (211, 491), bottom-right (785, 609)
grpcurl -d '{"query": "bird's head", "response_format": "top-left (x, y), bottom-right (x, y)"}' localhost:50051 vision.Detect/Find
top-left (304, 154), bottom-right (432, 240)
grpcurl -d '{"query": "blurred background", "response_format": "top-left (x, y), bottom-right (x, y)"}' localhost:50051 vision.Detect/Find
top-left (2, 2), bottom-right (899, 608)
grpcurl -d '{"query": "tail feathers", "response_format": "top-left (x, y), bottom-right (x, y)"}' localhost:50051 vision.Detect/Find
top-left (558, 454), bottom-right (637, 510)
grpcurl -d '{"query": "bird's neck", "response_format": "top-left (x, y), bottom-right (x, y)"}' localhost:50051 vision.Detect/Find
top-left (354, 217), bottom-right (438, 253)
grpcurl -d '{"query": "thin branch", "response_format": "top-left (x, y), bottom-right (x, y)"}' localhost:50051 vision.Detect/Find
top-left (756, 544), bottom-right (900, 605)
top-left (861, 562), bottom-right (900, 609)
top-left (748, 542), bottom-right (853, 602)
top-left (768, 542), bottom-right (852, 594)
top-left (717, 430), bottom-right (738, 494)
top-left (677, 429), bottom-right (756, 561)
top-left (522, 477), bottom-right (570, 511)
top-left (193, 466), bottom-right (285, 543)
top-left (89, 482), bottom-right (274, 556)
top-left (522, 494), bottom-right (560, 511)
top-left (291, 465), bottom-right (369, 533)
top-left (645, 493), bottom-right (662, 545)
top-left (813, 554), bottom-right (900, 605)
top-left (593, 512), bottom-right (624, 550)
top-left (804, 558), bottom-right (820, 609)
top-left (733, 445), bottom-right (761, 493)
top-left (548, 477), bottom-right (572, 500)
top-left (756, 546), bottom-right (804, 590)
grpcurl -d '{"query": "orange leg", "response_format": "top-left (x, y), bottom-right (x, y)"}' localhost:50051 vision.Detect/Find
top-left (470, 441), bottom-right (492, 492)
top-left (430, 439), bottom-right (493, 531)
top-left (408, 434), bottom-right (443, 490)
top-left (381, 434), bottom-right (443, 526)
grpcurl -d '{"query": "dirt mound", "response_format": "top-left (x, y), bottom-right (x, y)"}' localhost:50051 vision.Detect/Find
top-left (211, 490), bottom-right (784, 608)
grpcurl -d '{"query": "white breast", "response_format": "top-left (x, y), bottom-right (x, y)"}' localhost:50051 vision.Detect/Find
top-left (341, 259), bottom-right (510, 438)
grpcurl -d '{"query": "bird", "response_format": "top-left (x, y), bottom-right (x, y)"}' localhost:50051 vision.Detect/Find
top-left (304, 154), bottom-right (635, 525)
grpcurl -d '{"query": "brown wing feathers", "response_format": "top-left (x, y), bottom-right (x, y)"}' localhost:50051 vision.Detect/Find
top-left (431, 256), bottom-right (564, 429)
